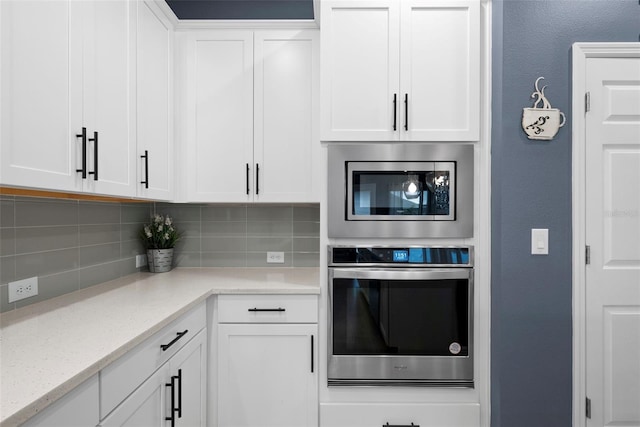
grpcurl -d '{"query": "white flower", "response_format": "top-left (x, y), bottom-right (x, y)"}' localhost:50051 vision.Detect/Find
top-left (153, 214), bottom-right (162, 224)
top-left (165, 217), bottom-right (172, 226)
top-left (144, 226), bottom-right (152, 238)
top-left (164, 233), bottom-right (169, 240)
top-left (157, 225), bottom-right (163, 232)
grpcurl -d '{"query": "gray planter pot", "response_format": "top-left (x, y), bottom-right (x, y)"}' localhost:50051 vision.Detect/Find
top-left (147, 249), bottom-right (174, 273)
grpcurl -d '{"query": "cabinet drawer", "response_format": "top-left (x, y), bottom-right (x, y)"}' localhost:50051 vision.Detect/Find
top-left (99, 303), bottom-right (206, 419)
top-left (218, 294), bottom-right (317, 323)
top-left (320, 403), bottom-right (480, 427)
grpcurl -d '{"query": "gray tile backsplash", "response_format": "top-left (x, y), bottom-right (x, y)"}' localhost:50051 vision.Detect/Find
top-left (0, 197), bottom-right (319, 313)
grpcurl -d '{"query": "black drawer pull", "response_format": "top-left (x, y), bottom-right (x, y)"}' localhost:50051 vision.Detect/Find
top-left (160, 330), bottom-right (188, 351)
top-left (88, 131), bottom-right (98, 181)
top-left (248, 307), bottom-right (285, 312)
top-left (140, 150), bottom-right (149, 189)
top-left (76, 127), bottom-right (87, 179)
top-left (384, 423), bottom-right (419, 427)
top-left (165, 375), bottom-right (177, 427)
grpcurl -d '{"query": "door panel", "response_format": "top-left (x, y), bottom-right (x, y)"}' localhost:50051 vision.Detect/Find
top-left (585, 56), bottom-right (640, 427)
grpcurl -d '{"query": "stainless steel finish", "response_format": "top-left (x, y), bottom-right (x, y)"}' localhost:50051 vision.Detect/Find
top-left (586, 245), bottom-right (591, 265)
top-left (328, 143), bottom-right (473, 238)
top-left (328, 245), bottom-right (474, 268)
top-left (345, 161), bottom-right (456, 222)
top-left (327, 266), bottom-right (474, 386)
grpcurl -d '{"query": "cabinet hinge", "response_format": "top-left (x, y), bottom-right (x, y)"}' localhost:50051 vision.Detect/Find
top-left (585, 92), bottom-right (591, 113)
top-left (586, 397), bottom-right (592, 419)
top-left (586, 245), bottom-right (591, 265)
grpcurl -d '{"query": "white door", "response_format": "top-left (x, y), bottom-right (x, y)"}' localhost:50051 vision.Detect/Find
top-left (185, 31), bottom-right (254, 202)
top-left (399, 0), bottom-right (479, 141)
top-left (170, 330), bottom-right (207, 427)
top-left (253, 30), bottom-right (319, 203)
top-left (82, 0), bottom-right (136, 197)
top-left (100, 364), bottom-right (168, 427)
top-left (320, 0), bottom-right (400, 141)
top-left (217, 323), bottom-right (318, 427)
top-left (585, 56), bottom-right (640, 427)
top-left (0, 0), bottom-right (83, 192)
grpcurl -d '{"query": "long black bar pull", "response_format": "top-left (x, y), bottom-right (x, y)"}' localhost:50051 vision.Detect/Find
top-left (160, 330), bottom-right (188, 351)
top-left (76, 127), bottom-right (87, 179)
top-left (255, 163), bottom-right (260, 195)
top-left (384, 423), bottom-right (419, 427)
top-left (248, 307), bottom-right (285, 312)
top-left (404, 93), bottom-right (409, 131)
top-left (311, 335), bottom-right (314, 373)
top-left (140, 150), bottom-right (149, 188)
top-left (165, 376), bottom-right (176, 427)
top-left (177, 369), bottom-right (183, 418)
top-left (88, 131), bottom-right (98, 181)
top-left (246, 163), bottom-right (250, 195)
top-left (393, 93), bottom-right (397, 131)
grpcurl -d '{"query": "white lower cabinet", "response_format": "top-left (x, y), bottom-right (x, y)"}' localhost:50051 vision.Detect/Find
top-left (320, 403), bottom-right (480, 427)
top-left (217, 295), bottom-right (319, 427)
top-left (21, 375), bottom-right (99, 427)
top-left (100, 329), bottom-right (207, 427)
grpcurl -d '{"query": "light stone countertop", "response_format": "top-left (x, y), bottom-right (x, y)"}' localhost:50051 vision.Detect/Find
top-left (0, 267), bottom-right (320, 427)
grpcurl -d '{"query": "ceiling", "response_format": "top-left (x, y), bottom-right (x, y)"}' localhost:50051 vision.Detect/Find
top-left (165, 0), bottom-right (315, 20)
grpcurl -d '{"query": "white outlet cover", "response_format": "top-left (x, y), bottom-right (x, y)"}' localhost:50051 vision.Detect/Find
top-left (8, 276), bottom-right (39, 303)
top-left (267, 251), bottom-right (285, 264)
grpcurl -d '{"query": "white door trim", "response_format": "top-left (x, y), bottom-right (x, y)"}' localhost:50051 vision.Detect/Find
top-left (571, 42), bottom-right (640, 427)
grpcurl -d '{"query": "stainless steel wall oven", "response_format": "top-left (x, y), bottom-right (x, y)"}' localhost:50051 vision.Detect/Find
top-left (328, 144), bottom-right (473, 238)
top-left (328, 246), bottom-right (474, 387)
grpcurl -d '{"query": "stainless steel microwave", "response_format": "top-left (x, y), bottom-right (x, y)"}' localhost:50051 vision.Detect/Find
top-left (328, 144), bottom-right (474, 238)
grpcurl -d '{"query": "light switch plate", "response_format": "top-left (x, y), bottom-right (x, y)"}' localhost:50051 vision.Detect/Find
top-left (531, 228), bottom-right (549, 255)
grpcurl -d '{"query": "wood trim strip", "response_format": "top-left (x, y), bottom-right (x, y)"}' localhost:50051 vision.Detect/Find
top-left (0, 187), bottom-right (150, 203)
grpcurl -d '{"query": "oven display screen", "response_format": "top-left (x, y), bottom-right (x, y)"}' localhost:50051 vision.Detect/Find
top-left (393, 250), bottom-right (409, 262)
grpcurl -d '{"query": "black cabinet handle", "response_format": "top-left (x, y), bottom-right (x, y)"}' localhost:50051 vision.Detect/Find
top-left (255, 163), bottom-right (260, 195)
top-left (165, 375), bottom-right (176, 427)
top-left (311, 335), bottom-right (314, 373)
top-left (76, 127), bottom-right (87, 179)
top-left (176, 369), bottom-right (183, 418)
top-left (160, 329), bottom-right (188, 351)
top-left (248, 307), bottom-right (285, 312)
top-left (140, 150), bottom-right (149, 189)
top-left (393, 93), bottom-right (397, 131)
top-left (88, 131), bottom-right (98, 181)
top-left (384, 423), bottom-right (419, 427)
top-left (246, 163), bottom-right (250, 195)
top-left (404, 93), bottom-right (409, 131)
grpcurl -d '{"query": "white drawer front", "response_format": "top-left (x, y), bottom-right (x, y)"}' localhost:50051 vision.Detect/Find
top-left (99, 303), bottom-right (206, 419)
top-left (320, 403), bottom-right (480, 427)
top-left (218, 294), bottom-right (318, 323)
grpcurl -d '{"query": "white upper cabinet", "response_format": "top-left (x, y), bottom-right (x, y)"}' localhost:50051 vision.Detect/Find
top-left (253, 30), bottom-right (319, 203)
top-left (179, 29), bottom-right (319, 203)
top-left (81, 0), bottom-right (137, 197)
top-left (136, 0), bottom-right (174, 201)
top-left (1, 0), bottom-right (174, 200)
top-left (321, 0), bottom-right (480, 142)
top-left (1, 0), bottom-right (83, 192)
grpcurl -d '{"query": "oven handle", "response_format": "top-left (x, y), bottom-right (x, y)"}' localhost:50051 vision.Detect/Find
top-left (329, 268), bottom-right (471, 281)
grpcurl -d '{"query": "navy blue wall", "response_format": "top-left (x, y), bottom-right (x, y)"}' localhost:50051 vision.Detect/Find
top-left (491, 1), bottom-right (640, 426)
top-left (166, 0), bottom-right (314, 19)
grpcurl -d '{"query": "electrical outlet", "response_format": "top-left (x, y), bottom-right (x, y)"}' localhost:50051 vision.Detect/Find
top-left (8, 276), bottom-right (39, 303)
top-left (136, 254), bottom-right (147, 268)
top-left (267, 251), bottom-right (285, 264)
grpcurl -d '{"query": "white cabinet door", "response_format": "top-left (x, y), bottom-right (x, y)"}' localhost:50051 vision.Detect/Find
top-left (137, 0), bottom-right (173, 201)
top-left (399, 0), bottom-right (479, 141)
top-left (82, 0), bottom-right (136, 197)
top-left (0, 0), bottom-right (83, 192)
top-left (320, 1), bottom-right (400, 141)
top-left (253, 30), bottom-right (319, 203)
top-left (217, 323), bottom-right (318, 427)
top-left (184, 31), bottom-right (254, 202)
top-left (320, 0), bottom-right (480, 142)
top-left (169, 329), bottom-right (207, 427)
top-left (100, 364), bottom-right (169, 427)
top-left (21, 375), bottom-right (99, 427)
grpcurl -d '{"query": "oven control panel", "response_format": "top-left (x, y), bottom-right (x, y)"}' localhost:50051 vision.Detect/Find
top-left (329, 246), bottom-right (472, 267)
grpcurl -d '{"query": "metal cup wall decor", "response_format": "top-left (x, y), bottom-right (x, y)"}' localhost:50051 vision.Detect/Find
top-left (522, 76), bottom-right (566, 140)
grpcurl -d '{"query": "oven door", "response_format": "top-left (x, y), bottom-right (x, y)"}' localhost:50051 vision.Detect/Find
top-left (328, 267), bottom-right (473, 386)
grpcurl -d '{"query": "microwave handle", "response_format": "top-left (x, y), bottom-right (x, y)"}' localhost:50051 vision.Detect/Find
top-left (329, 268), bottom-right (470, 282)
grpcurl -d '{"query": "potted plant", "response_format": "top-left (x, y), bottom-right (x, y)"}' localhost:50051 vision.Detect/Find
top-left (140, 214), bottom-right (180, 273)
